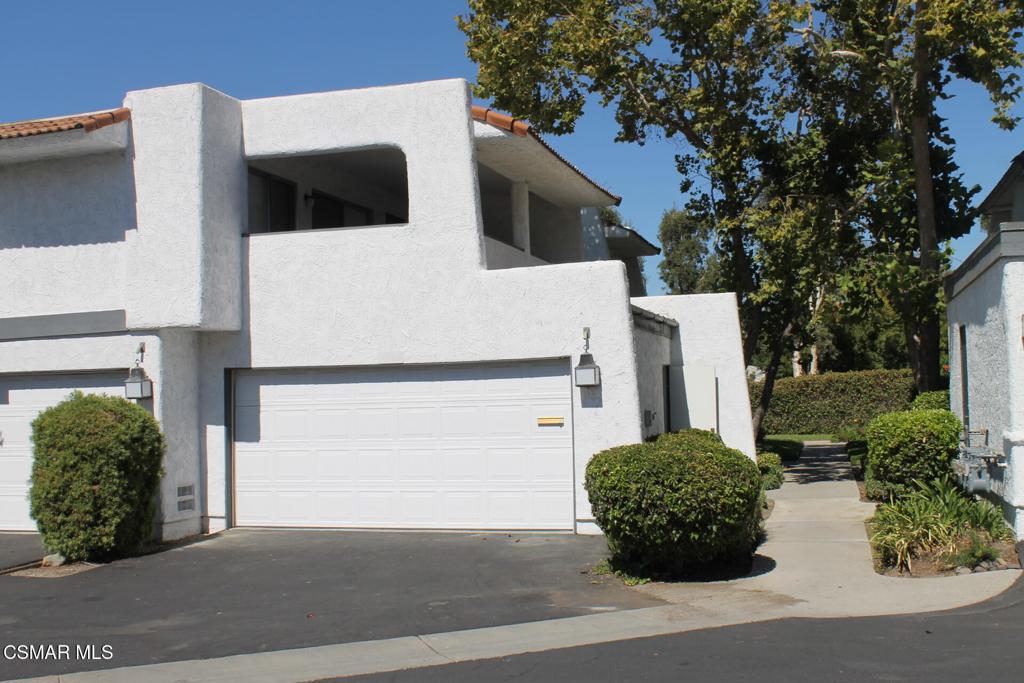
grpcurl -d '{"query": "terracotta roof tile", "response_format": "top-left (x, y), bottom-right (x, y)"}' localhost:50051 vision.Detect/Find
top-left (471, 105), bottom-right (621, 205)
top-left (0, 107), bottom-right (130, 141)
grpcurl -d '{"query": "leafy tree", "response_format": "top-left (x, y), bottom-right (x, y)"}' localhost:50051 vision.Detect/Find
top-left (658, 208), bottom-right (721, 294)
top-left (458, 0), bottom-right (1021, 431)
top-left (809, 0), bottom-right (1024, 390)
top-left (459, 0), bottom-right (862, 435)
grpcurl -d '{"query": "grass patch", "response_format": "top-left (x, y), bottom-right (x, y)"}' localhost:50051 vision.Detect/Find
top-left (591, 558), bottom-right (651, 586)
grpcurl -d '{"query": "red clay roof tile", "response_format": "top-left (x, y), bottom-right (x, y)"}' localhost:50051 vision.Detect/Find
top-left (0, 107), bottom-right (130, 141)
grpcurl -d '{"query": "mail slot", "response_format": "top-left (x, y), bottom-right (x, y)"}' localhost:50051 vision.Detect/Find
top-left (537, 416), bottom-right (565, 427)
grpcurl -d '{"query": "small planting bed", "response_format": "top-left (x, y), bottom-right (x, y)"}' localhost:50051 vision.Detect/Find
top-left (870, 527), bottom-right (1019, 577)
top-left (868, 478), bottom-right (1018, 577)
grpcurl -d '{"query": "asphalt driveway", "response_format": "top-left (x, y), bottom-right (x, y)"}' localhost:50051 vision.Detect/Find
top-left (0, 529), bottom-right (661, 680)
top-left (0, 533), bottom-right (44, 572)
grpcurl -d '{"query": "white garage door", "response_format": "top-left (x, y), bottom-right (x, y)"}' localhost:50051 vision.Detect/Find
top-left (0, 372), bottom-right (126, 530)
top-left (233, 360), bottom-right (574, 530)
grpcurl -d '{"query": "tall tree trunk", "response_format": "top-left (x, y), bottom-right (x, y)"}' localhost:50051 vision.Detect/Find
top-left (792, 350), bottom-right (804, 377)
top-left (752, 320), bottom-right (795, 439)
top-left (809, 344), bottom-right (820, 374)
top-left (910, 3), bottom-right (941, 392)
top-left (725, 223), bottom-right (761, 365)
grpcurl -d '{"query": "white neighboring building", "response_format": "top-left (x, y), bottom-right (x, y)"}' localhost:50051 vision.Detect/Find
top-left (946, 152), bottom-right (1024, 538)
top-left (0, 80), bottom-right (754, 540)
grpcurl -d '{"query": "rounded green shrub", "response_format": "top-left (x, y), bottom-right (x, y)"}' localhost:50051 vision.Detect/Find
top-left (757, 451), bottom-right (784, 490)
top-left (865, 409), bottom-right (961, 501)
top-left (910, 390), bottom-right (950, 412)
top-left (30, 392), bottom-right (165, 561)
top-left (584, 429), bottom-right (762, 576)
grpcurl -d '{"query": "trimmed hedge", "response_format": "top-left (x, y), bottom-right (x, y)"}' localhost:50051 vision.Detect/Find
top-left (757, 451), bottom-right (784, 490)
top-left (910, 390), bottom-right (950, 411)
top-left (751, 369), bottom-right (915, 435)
top-left (30, 392), bottom-right (165, 561)
top-left (864, 409), bottom-right (962, 501)
top-left (584, 429), bottom-right (761, 576)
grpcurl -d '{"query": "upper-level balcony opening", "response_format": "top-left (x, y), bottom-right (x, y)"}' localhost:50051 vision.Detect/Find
top-left (478, 162), bottom-right (585, 269)
top-left (246, 147), bottom-right (408, 235)
top-left (472, 106), bottom-right (620, 271)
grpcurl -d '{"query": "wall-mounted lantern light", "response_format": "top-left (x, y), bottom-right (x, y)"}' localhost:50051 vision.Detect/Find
top-left (574, 327), bottom-right (601, 387)
top-left (124, 343), bottom-right (153, 400)
top-left (575, 353), bottom-right (601, 387)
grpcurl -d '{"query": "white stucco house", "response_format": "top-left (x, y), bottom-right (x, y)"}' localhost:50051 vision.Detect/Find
top-left (0, 79), bottom-right (753, 540)
top-left (946, 151), bottom-right (1024, 538)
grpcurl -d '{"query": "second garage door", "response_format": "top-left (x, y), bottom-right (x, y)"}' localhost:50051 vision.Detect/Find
top-left (0, 372), bottom-right (126, 530)
top-left (233, 360), bottom-right (575, 530)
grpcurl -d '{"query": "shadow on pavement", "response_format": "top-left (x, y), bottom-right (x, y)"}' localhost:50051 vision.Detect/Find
top-left (784, 446), bottom-right (851, 484)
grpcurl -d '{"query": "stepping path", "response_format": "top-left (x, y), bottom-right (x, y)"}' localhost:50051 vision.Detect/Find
top-left (12, 443), bottom-right (1019, 683)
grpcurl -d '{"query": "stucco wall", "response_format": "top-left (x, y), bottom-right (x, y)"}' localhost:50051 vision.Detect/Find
top-left (632, 293), bottom-right (756, 458)
top-left (0, 152), bottom-right (133, 317)
top-left (4, 79), bottom-right (735, 538)
top-left (948, 258), bottom-right (1024, 536)
top-left (633, 324), bottom-right (670, 439)
top-left (124, 83), bottom-right (245, 332)
top-left (191, 79), bottom-right (644, 533)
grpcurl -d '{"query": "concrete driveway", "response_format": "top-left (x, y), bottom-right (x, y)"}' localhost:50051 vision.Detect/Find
top-left (0, 532), bottom-right (44, 572)
top-left (0, 529), bottom-right (661, 680)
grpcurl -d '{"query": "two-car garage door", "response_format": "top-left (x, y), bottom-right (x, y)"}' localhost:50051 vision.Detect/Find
top-left (233, 360), bottom-right (575, 530)
top-left (0, 372), bottom-right (125, 530)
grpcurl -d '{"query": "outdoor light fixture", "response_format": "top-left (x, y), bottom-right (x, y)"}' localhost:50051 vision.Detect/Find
top-left (124, 343), bottom-right (153, 400)
top-left (574, 327), bottom-right (601, 386)
top-left (574, 353), bottom-right (601, 387)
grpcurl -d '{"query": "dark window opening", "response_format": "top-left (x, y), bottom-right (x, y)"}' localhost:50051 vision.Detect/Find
top-left (248, 168), bottom-right (296, 233)
top-left (311, 190), bottom-right (375, 229)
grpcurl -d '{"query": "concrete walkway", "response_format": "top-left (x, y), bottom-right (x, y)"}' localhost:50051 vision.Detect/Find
top-left (11, 445), bottom-right (1019, 683)
top-left (637, 445), bottom-right (1019, 616)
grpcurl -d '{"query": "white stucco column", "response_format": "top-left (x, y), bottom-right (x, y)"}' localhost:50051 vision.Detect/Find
top-left (512, 181), bottom-right (530, 254)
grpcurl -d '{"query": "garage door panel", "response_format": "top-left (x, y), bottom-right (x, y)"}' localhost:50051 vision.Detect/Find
top-left (440, 405), bottom-right (482, 437)
top-left (396, 449), bottom-right (439, 481)
top-left (313, 410), bottom-right (351, 439)
top-left (0, 454), bottom-right (31, 483)
top-left (274, 450), bottom-right (317, 481)
top-left (354, 408), bottom-right (396, 439)
top-left (529, 447), bottom-right (575, 481)
top-left (441, 448), bottom-right (486, 481)
top-left (317, 450), bottom-right (358, 480)
top-left (396, 407), bottom-right (438, 438)
top-left (234, 361), bottom-right (574, 530)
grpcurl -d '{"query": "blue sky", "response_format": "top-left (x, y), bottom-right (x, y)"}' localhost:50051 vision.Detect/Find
top-left (1, 1), bottom-right (1018, 292)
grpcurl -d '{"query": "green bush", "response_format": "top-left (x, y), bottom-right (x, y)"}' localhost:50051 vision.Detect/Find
top-left (30, 392), bottom-right (165, 561)
top-left (751, 369), bottom-right (915, 435)
top-left (910, 390), bottom-right (950, 411)
top-left (584, 429), bottom-right (762, 576)
top-left (757, 451), bottom-right (784, 490)
top-left (864, 409), bottom-right (961, 500)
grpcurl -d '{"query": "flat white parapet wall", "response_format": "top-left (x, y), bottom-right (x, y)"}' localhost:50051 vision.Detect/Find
top-left (632, 293), bottom-right (756, 459)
